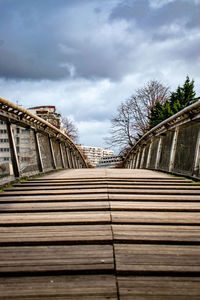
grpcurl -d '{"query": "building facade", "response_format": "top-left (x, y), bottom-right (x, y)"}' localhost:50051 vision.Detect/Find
top-left (79, 145), bottom-right (114, 167)
top-left (96, 155), bottom-right (122, 168)
top-left (28, 106), bottom-right (62, 129)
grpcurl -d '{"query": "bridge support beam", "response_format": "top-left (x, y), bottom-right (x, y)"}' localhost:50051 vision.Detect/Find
top-left (140, 148), bottom-right (146, 168)
top-left (169, 127), bottom-right (179, 172)
top-left (192, 127), bottom-right (200, 177)
top-left (155, 137), bottom-right (162, 169)
top-left (6, 121), bottom-right (20, 178)
top-left (146, 141), bottom-right (153, 168)
top-left (59, 142), bottom-right (65, 168)
top-left (34, 130), bottom-right (44, 173)
top-left (48, 136), bottom-right (56, 169)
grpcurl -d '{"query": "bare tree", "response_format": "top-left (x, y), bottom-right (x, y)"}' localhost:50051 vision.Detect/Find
top-left (62, 117), bottom-right (79, 144)
top-left (106, 80), bottom-right (169, 151)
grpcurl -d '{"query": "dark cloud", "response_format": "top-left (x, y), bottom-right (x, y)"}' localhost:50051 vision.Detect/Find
top-left (110, 0), bottom-right (200, 38)
top-left (0, 0), bottom-right (199, 83)
top-left (0, 0), bottom-right (134, 81)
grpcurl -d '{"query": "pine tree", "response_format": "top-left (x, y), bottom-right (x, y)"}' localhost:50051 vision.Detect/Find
top-left (170, 76), bottom-right (196, 114)
top-left (148, 76), bottom-right (197, 129)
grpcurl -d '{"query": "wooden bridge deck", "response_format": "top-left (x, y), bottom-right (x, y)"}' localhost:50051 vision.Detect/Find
top-left (1, 169), bottom-right (200, 299)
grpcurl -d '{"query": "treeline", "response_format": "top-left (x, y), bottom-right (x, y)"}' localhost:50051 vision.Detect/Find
top-left (106, 76), bottom-right (199, 153)
top-left (149, 76), bottom-right (197, 129)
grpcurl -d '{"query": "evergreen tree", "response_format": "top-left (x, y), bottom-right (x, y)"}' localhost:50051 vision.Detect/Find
top-left (148, 76), bottom-right (197, 129)
top-left (170, 76), bottom-right (196, 114)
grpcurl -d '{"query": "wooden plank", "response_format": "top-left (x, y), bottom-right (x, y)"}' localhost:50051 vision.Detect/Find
top-left (1, 188), bottom-right (108, 196)
top-left (0, 275), bottom-right (118, 299)
top-left (111, 211), bottom-right (200, 224)
top-left (108, 188), bottom-right (200, 195)
top-left (7, 184), bottom-right (200, 192)
top-left (0, 194), bottom-right (109, 203)
top-left (118, 276), bottom-right (200, 299)
top-left (0, 212), bottom-right (111, 226)
top-left (110, 201), bottom-right (200, 211)
top-left (115, 244), bottom-right (200, 273)
top-left (13, 181), bottom-right (197, 187)
top-left (0, 225), bottom-right (112, 244)
top-left (0, 245), bottom-right (114, 273)
top-left (109, 194), bottom-right (200, 201)
top-left (108, 185), bottom-right (200, 190)
top-left (0, 201), bottom-right (109, 212)
top-left (112, 224), bottom-right (200, 243)
top-left (5, 184), bottom-right (108, 191)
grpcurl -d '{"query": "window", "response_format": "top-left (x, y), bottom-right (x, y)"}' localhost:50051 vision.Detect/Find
top-left (3, 157), bottom-right (10, 161)
top-left (0, 148), bottom-right (9, 152)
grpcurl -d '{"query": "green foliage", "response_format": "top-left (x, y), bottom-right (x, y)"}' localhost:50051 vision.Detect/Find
top-left (148, 76), bottom-right (197, 129)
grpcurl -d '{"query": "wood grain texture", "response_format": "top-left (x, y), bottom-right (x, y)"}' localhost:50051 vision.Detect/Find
top-left (0, 201), bottom-right (109, 212)
top-left (111, 211), bottom-right (200, 224)
top-left (0, 245), bottom-right (114, 273)
top-left (112, 224), bottom-right (200, 243)
top-left (110, 201), bottom-right (200, 211)
top-left (0, 211), bottom-right (111, 225)
top-left (0, 225), bottom-right (112, 244)
top-left (0, 275), bottom-right (118, 299)
top-left (1, 168), bottom-right (200, 298)
top-left (118, 276), bottom-right (200, 299)
top-left (115, 244), bottom-right (200, 273)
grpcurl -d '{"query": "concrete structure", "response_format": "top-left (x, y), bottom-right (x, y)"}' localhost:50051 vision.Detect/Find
top-left (28, 106), bottom-right (62, 129)
top-left (124, 100), bottom-right (200, 179)
top-left (79, 145), bottom-right (114, 166)
top-left (0, 106), bottom-right (62, 165)
top-left (0, 98), bottom-right (87, 182)
top-left (96, 155), bottom-right (122, 168)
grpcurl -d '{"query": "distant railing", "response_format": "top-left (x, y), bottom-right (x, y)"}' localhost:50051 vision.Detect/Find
top-left (124, 99), bottom-right (200, 179)
top-left (0, 97), bottom-right (87, 185)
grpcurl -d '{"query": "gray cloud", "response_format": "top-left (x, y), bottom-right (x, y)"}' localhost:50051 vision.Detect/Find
top-left (0, 0), bottom-right (135, 80)
top-left (0, 0), bottom-right (200, 149)
top-left (110, 0), bottom-right (200, 36)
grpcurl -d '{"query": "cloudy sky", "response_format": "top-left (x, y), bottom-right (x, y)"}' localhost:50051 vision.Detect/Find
top-left (0, 0), bottom-right (200, 151)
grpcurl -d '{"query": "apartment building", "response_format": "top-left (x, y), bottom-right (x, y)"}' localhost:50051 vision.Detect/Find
top-left (79, 145), bottom-right (114, 166)
top-left (96, 155), bottom-right (122, 168)
top-left (28, 106), bottom-right (62, 129)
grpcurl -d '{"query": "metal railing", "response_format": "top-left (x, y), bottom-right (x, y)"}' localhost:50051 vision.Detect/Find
top-left (124, 99), bottom-right (200, 179)
top-left (0, 97), bottom-right (87, 184)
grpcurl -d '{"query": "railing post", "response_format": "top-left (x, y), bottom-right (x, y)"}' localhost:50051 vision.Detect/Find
top-left (66, 147), bottom-right (72, 168)
top-left (59, 142), bottom-right (65, 168)
top-left (155, 137), bottom-right (162, 169)
top-left (135, 150), bottom-right (141, 169)
top-left (63, 146), bottom-right (69, 168)
top-left (140, 147), bottom-right (146, 168)
top-left (33, 130), bottom-right (44, 173)
top-left (71, 151), bottom-right (76, 169)
top-left (146, 141), bottom-right (153, 168)
top-left (6, 121), bottom-right (20, 178)
top-left (132, 154), bottom-right (136, 169)
top-left (48, 135), bottom-right (56, 169)
top-left (130, 154), bottom-right (134, 169)
top-left (169, 127), bottom-right (179, 172)
top-left (192, 127), bottom-right (200, 177)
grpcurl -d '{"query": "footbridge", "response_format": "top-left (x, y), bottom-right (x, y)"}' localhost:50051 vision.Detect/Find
top-left (1, 98), bottom-right (200, 299)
